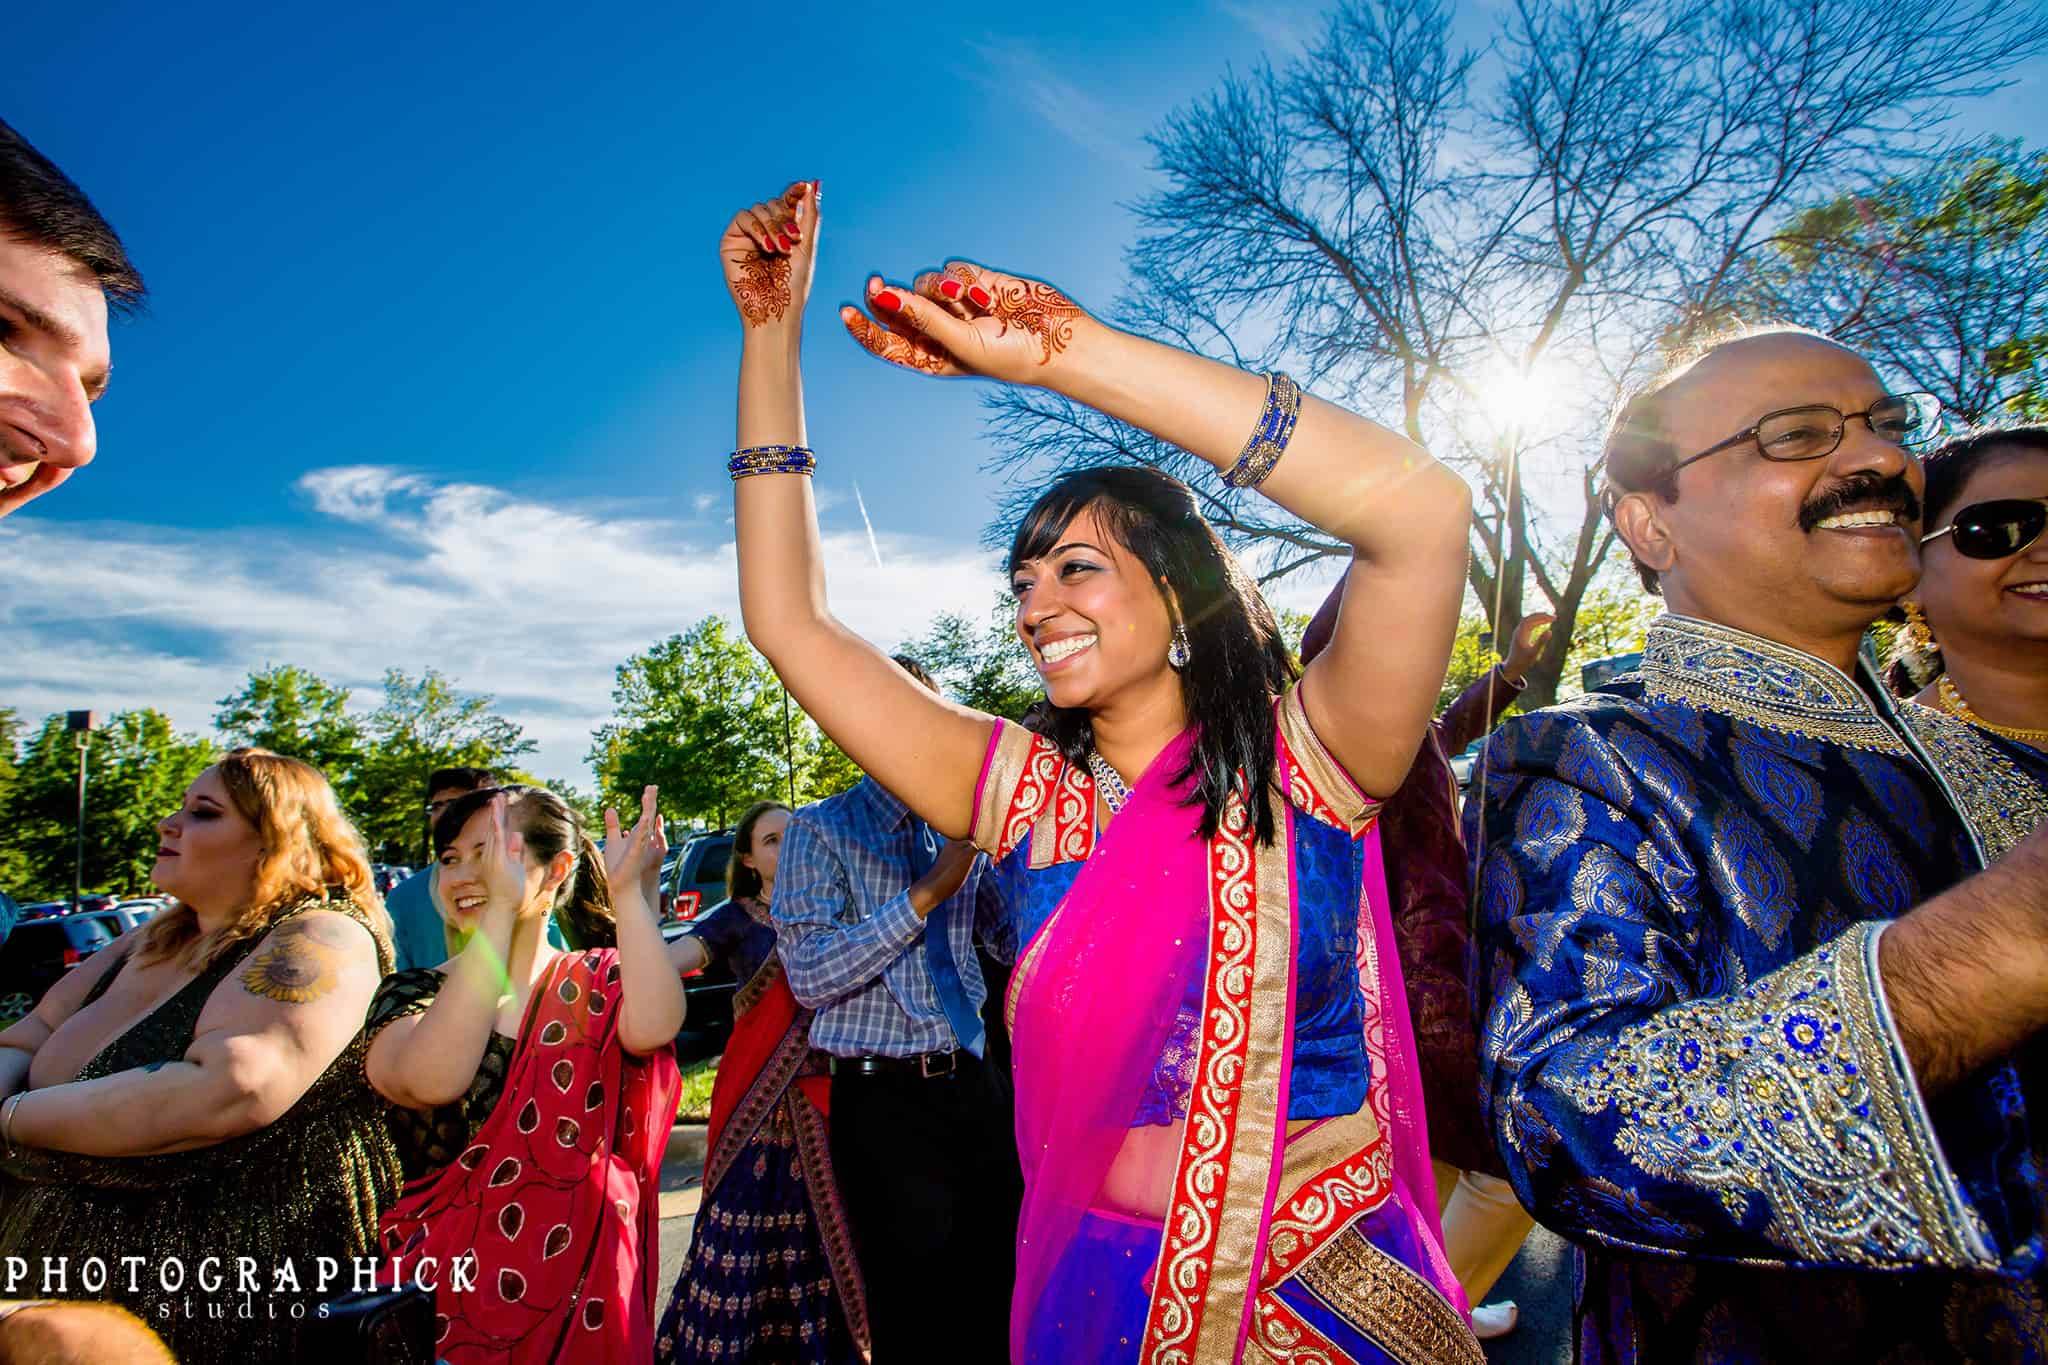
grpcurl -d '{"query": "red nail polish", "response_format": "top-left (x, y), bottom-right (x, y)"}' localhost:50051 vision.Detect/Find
top-left (788, 222), bottom-right (802, 239)
top-left (940, 279), bottom-right (962, 299)
top-left (875, 290), bottom-right (902, 312)
top-left (774, 233), bottom-right (788, 250)
top-left (968, 286), bottom-right (992, 308)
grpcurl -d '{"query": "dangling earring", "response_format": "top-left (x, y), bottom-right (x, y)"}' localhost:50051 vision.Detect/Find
top-left (1168, 622), bottom-right (1192, 670)
top-left (1900, 600), bottom-right (1937, 654)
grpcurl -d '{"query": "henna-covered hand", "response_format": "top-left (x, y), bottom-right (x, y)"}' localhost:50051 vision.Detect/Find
top-left (721, 180), bottom-right (819, 330)
top-left (602, 784), bottom-right (667, 912)
top-left (840, 261), bottom-right (1096, 386)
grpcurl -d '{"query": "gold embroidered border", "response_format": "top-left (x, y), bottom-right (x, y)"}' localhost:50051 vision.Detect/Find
top-left (1295, 1224), bottom-right (1486, 1365)
top-left (1263, 1110), bottom-right (1393, 1287)
top-left (1026, 758), bottom-right (1097, 871)
top-left (971, 721), bottom-right (1066, 859)
top-left (1277, 683), bottom-right (1382, 834)
top-left (1247, 1290), bottom-right (1344, 1364)
top-left (1634, 614), bottom-right (1910, 755)
top-left (1899, 705), bottom-right (2048, 864)
top-left (1547, 922), bottom-right (1995, 1270)
top-left (1143, 793), bottom-right (1295, 1363)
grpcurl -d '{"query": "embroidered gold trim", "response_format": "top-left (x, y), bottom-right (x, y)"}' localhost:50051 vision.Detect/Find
top-left (971, 721), bottom-right (1064, 858)
top-left (1634, 615), bottom-right (1909, 755)
top-left (1294, 1223), bottom-right (1485, 1365)
top-left (1899, 704), bottom-right (2048, 864)
top-left (1143, 790), bottom-right (1295, 1363)
top-left (1264, 1108), bottom-right (1392, 1286)
top-left (1277, 683), bottom-right (1382, 834)
top-left (1547, 921), bottom-right (1995, 1270)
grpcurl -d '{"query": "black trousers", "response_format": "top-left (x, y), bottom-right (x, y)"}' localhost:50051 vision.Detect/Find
top-left (828, 1051), bottom-right (1023, 1365)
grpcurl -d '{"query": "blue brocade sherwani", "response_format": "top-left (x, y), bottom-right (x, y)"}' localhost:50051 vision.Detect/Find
top-left (1466, 614), bottom-right (2048, 1364)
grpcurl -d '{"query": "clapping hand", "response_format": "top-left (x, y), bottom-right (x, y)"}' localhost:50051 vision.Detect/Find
top-left (602, 785), bottom-right (667, 912)
top-left (840, 262), bottom-right (1098, 387)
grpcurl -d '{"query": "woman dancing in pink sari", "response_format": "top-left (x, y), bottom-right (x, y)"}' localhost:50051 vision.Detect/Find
top-left (718, 179), bottom-right (1482, 1364)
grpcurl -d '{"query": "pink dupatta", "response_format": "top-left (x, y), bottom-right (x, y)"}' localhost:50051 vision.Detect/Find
top-left (985, 693), bottom-right (1469, 1365)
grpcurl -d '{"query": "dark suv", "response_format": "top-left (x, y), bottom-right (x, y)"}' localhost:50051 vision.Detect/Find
top-left (0, 916), bottom-right (121, 1025)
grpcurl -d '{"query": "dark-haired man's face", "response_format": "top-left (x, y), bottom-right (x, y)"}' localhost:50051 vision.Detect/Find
top-left (1615, 334), bottom-right (1924, 653)
top-left (0, 235), bottom-right (110, 517)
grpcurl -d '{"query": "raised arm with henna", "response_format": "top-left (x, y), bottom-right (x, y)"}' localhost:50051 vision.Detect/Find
top-left (726, 182), bottom-right (995, 837)
top-left (845, 262), bottom-right (1472, 798)
top-left (1876, 822), bottom-right (2048, 1095)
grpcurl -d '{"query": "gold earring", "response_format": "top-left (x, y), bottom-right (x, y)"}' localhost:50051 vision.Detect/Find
top-left (1900, 600), bottom-right (1937, 655)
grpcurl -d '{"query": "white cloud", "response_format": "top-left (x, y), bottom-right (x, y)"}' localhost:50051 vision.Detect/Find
top-left (0, 467), bottom-right (1004, 785)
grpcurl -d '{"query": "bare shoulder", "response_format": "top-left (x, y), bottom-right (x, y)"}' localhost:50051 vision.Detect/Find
top-left (227, 908), bottom-right (381, 1013)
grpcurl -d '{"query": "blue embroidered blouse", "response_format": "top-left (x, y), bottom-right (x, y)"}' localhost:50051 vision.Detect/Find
top-left (1468, 614), bottom-right (2048, 1363)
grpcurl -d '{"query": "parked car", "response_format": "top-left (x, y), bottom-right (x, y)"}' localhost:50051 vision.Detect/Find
top-left (369, 865), bottom-right (410, 896)
top-left (660, 832), bottom-right (734, 925)
top-left (0, 916), bottom-right (121, 1026)
top-left (0, 891), bottom-right (20, 942)
top-left (661, 915), bottom-right (739, 1066)
top-left (114, 896), bottom-right (169, 921)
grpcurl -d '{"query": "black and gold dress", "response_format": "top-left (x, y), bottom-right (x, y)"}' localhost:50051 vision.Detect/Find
top-left (0, 892), bottom-right (404, 1365)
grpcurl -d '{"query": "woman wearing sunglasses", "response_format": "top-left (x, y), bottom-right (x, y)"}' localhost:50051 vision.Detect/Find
top-left (1892, 426), bottom-right (2048, 750)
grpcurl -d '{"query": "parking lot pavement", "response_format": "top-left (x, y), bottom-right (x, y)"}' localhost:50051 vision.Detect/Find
top-left (653, 1120), bottom-right (1575, 1362)
top-left (655, 1123), bottom-right (706, 1301)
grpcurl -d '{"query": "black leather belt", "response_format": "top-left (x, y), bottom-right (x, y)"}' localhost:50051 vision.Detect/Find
top-left (831, 1049), bottom-right (965, 1079)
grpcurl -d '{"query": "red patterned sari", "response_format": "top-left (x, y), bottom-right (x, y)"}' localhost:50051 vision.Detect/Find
top-left (378, 948), bottom-right (682, 1363)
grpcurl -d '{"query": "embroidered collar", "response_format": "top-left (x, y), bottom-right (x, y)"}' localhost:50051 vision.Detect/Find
top-left (1631, 614), bottom-right (1906, 754)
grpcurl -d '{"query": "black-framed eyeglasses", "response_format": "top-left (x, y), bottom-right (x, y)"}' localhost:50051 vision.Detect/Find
top-left (1921, 496), bottom-right (2048, 559)
top-left (1667, 392), bottom-right (1943, 477)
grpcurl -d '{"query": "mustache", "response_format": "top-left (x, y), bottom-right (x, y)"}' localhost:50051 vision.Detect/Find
top-left (1798, 472), bottom-right (1922, 532)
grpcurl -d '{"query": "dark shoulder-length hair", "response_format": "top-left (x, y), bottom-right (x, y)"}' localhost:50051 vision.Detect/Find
top-left (1885, 423), bottom-right (2048, 694)
top-left (1007, 466), bottom-right (1297, 844)
top-left (728, 800), bottom-right (792, 903)
top-left (433, 785), bottom-right (615, 949)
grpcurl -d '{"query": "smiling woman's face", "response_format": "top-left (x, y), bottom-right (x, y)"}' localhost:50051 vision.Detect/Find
top-left (1915, 445), bottom-right (2048, 660)
top-left (1009, 504), bottom-right (1177, 712)
top-left (152, 766), bottom-right (264, 908)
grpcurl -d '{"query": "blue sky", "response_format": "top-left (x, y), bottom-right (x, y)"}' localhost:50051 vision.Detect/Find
top-left (5, 2), bottom-right (2043, 783)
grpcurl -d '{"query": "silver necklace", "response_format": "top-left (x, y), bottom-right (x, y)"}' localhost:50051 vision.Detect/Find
top-left (1087, 750), bottom-right (1130, 814)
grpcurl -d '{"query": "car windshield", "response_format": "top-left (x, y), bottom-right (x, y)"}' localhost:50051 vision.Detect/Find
top-left (66, 918), bottom-right (119, 948)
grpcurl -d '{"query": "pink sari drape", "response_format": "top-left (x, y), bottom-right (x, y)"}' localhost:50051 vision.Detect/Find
top-left (1358, 824), bottom-right (1465, 1310)
top-left (1006, 730), bottom-right (1213, 1361)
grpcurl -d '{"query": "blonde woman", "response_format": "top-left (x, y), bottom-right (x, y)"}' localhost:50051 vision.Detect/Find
top-left (0, 748), bottom-right (401, 1365)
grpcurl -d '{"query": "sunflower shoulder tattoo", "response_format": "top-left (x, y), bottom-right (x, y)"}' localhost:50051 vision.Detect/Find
top-left (239, 915), bottom-right (354, 1005)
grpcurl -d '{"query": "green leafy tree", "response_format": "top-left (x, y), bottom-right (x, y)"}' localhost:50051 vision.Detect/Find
top-left (0, 710), bottom-right (27, 891)
top-left (213, 664), bottom-right (363, 778)
top-left (1, 711), bottom-right (217, 901)
top-left (898, 605), bottom-right (1044, 720)
top-left (589, 618), bottom-right (789, 830)
top-left (1716, 139), bottom-right (2048, 423)
top-left (350, 670), bottom-right (536, 862)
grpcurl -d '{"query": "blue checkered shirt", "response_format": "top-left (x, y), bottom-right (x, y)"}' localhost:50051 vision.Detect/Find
top-left (772, 777), bottom-right (1012, 1059)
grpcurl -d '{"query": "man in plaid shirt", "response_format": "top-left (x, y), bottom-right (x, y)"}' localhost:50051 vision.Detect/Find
top-left (771, 657), bottom-right (1020, 1363)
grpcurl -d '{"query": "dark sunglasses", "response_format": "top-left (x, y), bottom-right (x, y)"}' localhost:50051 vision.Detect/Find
top-left (1920, 496), bottom-right (2048, 560)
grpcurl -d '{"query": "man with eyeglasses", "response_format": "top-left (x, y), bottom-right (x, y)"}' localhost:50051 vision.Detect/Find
top-left (1465, 325), bottom-right (2048, 1362)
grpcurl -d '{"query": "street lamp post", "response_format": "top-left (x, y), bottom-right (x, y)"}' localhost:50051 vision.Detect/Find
top-left (66, 710), bottom-right (97, 913)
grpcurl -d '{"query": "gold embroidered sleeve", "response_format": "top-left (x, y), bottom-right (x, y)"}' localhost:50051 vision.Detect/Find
top-left (1275, 683), bottom-right (1382, 835)
top-left (1547, 920), bottom-right (1995, 1271)
top-left (970, 720), bottom-right (1071, 859)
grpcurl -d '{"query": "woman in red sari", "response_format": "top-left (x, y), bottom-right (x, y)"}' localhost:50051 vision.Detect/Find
top-left (365, 785), bottom-right (684, 1363)
top-left (655, 799), bottom-right (869, 1363)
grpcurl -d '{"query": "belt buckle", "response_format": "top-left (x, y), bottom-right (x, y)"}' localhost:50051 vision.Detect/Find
top-left (919, 1050), bottom-right (956, 1079)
